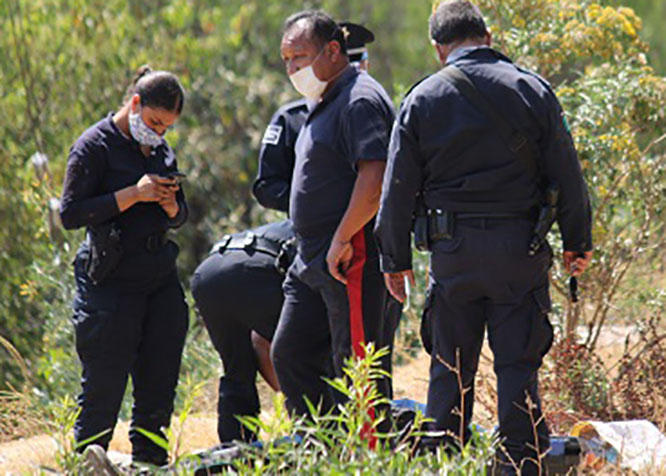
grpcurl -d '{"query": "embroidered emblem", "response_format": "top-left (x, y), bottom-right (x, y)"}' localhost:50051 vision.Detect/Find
top-left (262, 125), bottom-right (283, 145)
top-left (164, 148), bottom-right (176, 167)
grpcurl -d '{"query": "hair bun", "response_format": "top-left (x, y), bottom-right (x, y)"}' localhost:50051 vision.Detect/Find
top-left (133, 65), bottom-right (152, 84)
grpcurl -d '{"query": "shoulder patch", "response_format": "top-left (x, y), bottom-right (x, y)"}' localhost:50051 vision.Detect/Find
top-left (262, 125), bottom-right (283, 146)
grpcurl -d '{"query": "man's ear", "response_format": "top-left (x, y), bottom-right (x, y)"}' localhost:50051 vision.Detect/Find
top-left (328, 40), bottom-right (342, 62)
top-left (432, 41), bottom-right (447, 64)
top-left (484, 29), bottom-right (492, 47)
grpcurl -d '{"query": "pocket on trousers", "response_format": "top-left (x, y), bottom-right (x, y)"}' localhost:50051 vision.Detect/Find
top-left (71, 288), bottom-right (117, 359)
top-left (431, 237), bottom-right (463, 254)
top-left (533, 285), bottom-right (552, 314)
top-left (523, 285), bottom-right (554, 365)
top-left (420, 284), bottom-right (436, 356)
top-left (72, 308), bottom-right (112, 359)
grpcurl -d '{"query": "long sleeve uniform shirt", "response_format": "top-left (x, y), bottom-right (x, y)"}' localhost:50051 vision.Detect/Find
top-left (375, 46), bottom-right (592, 272)
top-left (60, 114), bottom-right (188, 282)
top-left (252, 99), bottom-right (308, 212)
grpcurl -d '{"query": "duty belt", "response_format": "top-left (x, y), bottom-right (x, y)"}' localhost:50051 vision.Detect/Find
top-left (211, 232), bottom-right (283, 258)
top-left (449, 209), bottom-right (538, 221)
top-left (121, 232), bottom-right (167, 253)
top-left (418, 208), bottom-right (538, 246)
top-left (211, 231), bottom-right (296, 275)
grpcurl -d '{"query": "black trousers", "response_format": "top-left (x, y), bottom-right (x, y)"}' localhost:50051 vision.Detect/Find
top-left (271, 227), bottom-right (392, 418)
top-left (421, 217), bottom-right (553, 475)
top-left (72, 255), bottom-right (188, 465)
top-left (191, 249), bottom-right (284, 442)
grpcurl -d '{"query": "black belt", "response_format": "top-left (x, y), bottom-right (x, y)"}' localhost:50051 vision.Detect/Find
top-left (423, 208), bottom-right (537, 244)
top-left (211, 232), bottom-right (283, 257)
top-left (122, 232), bottom-right (168, 253)
top-left (453, 209), bottom-right (538, 221)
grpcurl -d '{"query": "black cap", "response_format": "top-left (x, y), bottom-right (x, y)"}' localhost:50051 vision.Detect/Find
top-left (339, 22), bottom-right (375, 63)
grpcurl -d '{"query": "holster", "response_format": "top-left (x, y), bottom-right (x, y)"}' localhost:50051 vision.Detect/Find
top-left (275, 237), bottom-right (297, 275)
top-left (413, 205), bottom-right (454, 252)
top-left (413, 193), bottom-right (430, 252)
top-left (85, 222), bottom-right (124, 285)
top-left (428, 209), bottom-right (454, 242)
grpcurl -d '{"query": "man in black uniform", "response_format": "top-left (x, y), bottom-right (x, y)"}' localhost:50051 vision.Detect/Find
top-left (253, 19), bottom-right (401, 388)
top-left (191, 220), bottom-right (295, 442)
top-left (374, 1), bottom-right (592, 473)
top-left (270, 10), bottom-right (396, 424)
top-left (253, 21), bottom-right (376, 213)
top-left (194, 21), bottom-right (397, 443)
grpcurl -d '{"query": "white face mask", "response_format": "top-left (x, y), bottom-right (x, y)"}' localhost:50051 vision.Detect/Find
top-left (288, 49), bottom-right (328, 100)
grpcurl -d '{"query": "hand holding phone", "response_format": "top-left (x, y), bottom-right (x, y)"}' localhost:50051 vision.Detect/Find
top-left (161, 171), bottom-right (187, 184)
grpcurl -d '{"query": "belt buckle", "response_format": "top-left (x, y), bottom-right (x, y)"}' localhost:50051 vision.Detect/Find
top-left (146, 233), bottom-right (165, 252)
top-left (243, 232), bottom-right (256, 250)
top-left (211, 234), bottom-right (232, 254)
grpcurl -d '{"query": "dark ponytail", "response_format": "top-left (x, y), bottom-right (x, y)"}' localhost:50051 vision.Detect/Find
top-left (123, 65), bottom-right (185, 114)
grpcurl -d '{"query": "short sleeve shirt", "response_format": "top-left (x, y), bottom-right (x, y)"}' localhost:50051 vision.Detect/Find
top-left (289, 67), bottom-right (395, 241)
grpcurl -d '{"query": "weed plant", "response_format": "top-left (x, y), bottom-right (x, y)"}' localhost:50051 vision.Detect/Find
top-left (218, 345), bottom-right (496, 475)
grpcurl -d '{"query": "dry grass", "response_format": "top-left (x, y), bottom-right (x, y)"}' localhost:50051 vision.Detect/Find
top-left (0, 387), bottom-right (46, 444)
top-left (2, 321), bottom-right (665, 474)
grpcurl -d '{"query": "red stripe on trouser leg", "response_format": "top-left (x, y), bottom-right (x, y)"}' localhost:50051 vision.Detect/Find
top-left (347, 231), bottom-right (367, 358)
top-left (346, 230), bottom-right (377, 449)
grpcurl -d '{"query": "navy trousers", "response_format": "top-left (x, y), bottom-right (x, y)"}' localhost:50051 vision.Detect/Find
top-left (72, 255), bottom-right (188, 465)
top-left (421, 216), bottom-right (553, 475)
top-left (191, 249), bottom-right (284, 442)
top-left (271, 227), bottom-right (392, 419)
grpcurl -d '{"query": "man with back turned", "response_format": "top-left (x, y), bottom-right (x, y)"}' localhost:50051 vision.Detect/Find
top-left (374, 1), bottom-right (592, 473)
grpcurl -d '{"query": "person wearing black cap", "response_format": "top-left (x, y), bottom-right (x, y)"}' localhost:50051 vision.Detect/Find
top-left (191, 21), bottom-right (400, 444)
top-left (375, 1), bottom-right (592, 473)
top-left (340, 22), bottom-right (375, 70)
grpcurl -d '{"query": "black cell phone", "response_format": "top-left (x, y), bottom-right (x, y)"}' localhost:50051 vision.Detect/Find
top-left (161, 171), bottom-right (187, 183)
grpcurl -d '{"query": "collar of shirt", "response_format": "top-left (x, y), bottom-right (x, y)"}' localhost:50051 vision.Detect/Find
top-left (446, 45), bottom-right (512, 65)
top-left (102, 113), bottom-right (133, 147)
top-left (310, 65), bottom-right (358, 115)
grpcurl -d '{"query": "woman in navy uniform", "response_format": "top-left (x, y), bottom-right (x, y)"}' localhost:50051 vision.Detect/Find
top-left (60, 67), bottom-right (189, 466)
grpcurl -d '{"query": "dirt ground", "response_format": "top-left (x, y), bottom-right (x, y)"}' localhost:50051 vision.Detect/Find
top-left (0, 326), bottom-right (637, 474)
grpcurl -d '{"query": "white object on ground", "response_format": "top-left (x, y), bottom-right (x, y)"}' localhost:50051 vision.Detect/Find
top-left (573, 420), bottom-right (666, 472)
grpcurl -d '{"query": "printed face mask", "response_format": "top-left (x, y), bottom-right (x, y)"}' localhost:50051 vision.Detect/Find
top-left (129, 106), bottom-right (164, 147)
top-left (288, 49), bottom-right (328, 100)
